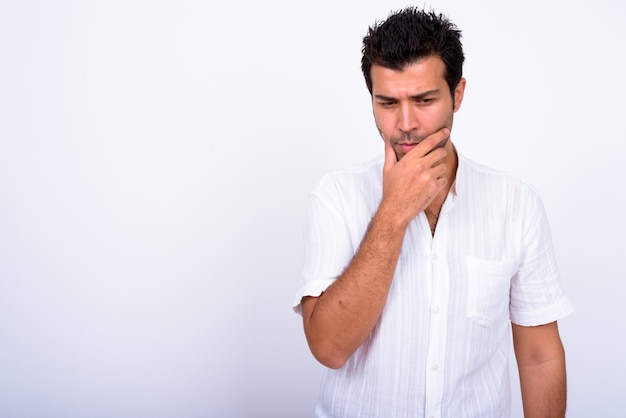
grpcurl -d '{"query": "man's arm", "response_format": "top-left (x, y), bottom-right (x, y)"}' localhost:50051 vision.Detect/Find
top-left (512, 321), bottom-right (567, 418)
top-left (301, 129), bottom-right (450, 369)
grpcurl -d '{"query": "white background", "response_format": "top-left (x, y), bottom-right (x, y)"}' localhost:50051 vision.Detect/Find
top-left (1, 1), bottom-right (624, 417)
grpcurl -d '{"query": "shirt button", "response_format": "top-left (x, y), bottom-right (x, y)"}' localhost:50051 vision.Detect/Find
top-left (431, 364), bottom-right (439, 371)
top-left (431, 253), bottom-right (438, 261)
top-left (432, 306), bottom-right (440, 314)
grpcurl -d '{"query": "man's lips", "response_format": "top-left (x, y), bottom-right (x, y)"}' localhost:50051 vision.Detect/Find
top-left (396, 142), bottom-right (419, 153)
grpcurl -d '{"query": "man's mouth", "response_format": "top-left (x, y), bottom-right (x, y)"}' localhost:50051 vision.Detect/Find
top-left (397, 142), bottom-right (419, 153)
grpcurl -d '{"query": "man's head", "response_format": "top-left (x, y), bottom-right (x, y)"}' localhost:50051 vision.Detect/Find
top-left (361, 8), bottom-right (464, 98)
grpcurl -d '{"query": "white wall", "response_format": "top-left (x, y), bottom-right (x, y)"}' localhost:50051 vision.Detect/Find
top-left (0, 1), bottom-right (623, 417)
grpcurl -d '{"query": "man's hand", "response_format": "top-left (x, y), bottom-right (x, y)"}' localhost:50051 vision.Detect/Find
top-left (381, 128), bottom-right (451, 226)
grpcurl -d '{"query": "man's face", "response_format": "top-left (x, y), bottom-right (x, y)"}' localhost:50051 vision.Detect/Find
top-left (371, 56), bottom-right (466, 160)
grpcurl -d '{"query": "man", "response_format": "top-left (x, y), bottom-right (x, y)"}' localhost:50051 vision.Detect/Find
top-left (293, 7), bottom-right (573, 418)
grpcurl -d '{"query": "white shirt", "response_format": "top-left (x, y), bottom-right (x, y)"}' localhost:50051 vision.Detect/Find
top-left (293, 154), bottom-right (574, 418)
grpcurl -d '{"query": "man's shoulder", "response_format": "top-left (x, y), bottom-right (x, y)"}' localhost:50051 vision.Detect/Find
top-left (459, 155), bottom-right (533, 186)
top-left (459, 154), bottom-right (509, 178)
top-left (457, 154), bottom-right (540, 200)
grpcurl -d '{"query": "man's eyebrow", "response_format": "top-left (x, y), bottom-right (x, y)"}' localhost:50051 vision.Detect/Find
top-left (374, 89), bottom-right (441, 101)
top-left (373, 94), bottom-right (397, 101)
top-left (410, 89), bottom-right (440, 100)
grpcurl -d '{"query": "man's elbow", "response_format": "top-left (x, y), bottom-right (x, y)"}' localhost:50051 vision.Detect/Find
top-left (306, 337), bottom-right (351, 369)
top-left (301, 297), bottom-right (354, 369)
top-left (311, 346), bottom-right (349, 369)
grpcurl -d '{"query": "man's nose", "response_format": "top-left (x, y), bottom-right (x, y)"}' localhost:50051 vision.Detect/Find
top-left (398, 103), bottom-right (419, 133)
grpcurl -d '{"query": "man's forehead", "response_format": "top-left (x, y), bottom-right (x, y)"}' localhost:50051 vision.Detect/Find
top-left (370, 58), bottom-right (447, 95)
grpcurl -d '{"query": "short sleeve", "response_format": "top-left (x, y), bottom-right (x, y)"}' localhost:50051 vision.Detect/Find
top-left (509, 189), bottom-right (574, 325)
top-left (292, 181), bottom-right (357, 316)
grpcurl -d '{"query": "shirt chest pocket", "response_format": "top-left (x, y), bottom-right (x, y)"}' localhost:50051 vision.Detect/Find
top-left (466, 256), bottom-right (516, 327)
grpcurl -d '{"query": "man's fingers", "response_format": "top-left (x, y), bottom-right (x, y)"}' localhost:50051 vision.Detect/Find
top-left (422, 127), bottom-right (450, 155)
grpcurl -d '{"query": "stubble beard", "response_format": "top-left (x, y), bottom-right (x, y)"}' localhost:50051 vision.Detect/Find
top-left (390, 129), bottom-right (450, 160)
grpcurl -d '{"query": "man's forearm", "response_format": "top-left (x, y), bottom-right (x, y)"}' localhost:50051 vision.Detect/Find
top-left (302, 203), bottom-right (408, 369)
top-left (302, 131), bottom-right (451, 369)
top-left (518, 357), bottom-right (567, 418)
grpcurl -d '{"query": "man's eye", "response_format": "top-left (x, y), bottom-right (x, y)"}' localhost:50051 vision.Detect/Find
top-left (380, 101), bottom-right (395, 107)
top-left (418, 98), bottom-right (434, 104)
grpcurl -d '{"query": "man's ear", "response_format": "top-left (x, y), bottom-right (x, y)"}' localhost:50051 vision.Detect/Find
top-left (453, 78), bottom-right (466, 113)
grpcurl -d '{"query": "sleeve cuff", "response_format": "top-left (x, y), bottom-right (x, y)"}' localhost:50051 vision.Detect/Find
top-left (511, 296), bottom-right (575, 326)
top-left (292, 278), bottom-right (336, 316)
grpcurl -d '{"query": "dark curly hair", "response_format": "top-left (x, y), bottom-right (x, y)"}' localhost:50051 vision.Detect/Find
top-left (361, 7), bottom-right (464, 97)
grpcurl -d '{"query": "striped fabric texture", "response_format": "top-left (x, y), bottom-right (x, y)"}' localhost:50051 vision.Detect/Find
top-left (293, 154), bottom-right (574, 418)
